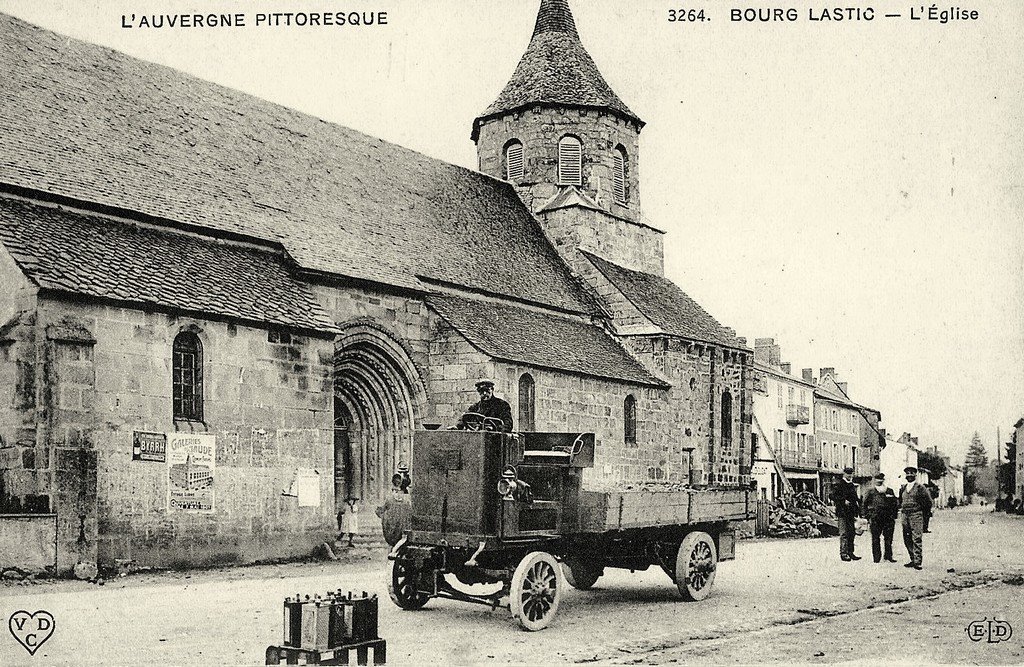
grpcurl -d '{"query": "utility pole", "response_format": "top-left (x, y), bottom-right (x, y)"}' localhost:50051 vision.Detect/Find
top-left (995, 426), bottom-right (1001, 508)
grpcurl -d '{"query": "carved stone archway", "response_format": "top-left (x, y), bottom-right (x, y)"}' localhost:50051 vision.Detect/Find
top-left (333, 320), bottom-right (427, 511)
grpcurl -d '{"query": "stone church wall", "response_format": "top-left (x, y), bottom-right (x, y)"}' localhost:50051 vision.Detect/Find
top-left (3, 292), bottom-right (337, 571)
top-left (541, 206), bottom-right (665, 278)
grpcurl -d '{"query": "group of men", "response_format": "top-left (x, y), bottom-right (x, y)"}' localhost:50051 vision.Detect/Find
top-left (832, 465), bottom-right (933, 569)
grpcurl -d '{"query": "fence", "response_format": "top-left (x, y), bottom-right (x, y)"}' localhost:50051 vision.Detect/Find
top-left (754, 499), bottom-right (771, 536)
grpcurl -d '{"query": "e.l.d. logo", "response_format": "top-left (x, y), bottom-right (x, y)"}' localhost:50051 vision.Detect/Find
top-left (966, 617), bottom-right (1013, 643)
top-left (8, 610), bottom-right (55, 656)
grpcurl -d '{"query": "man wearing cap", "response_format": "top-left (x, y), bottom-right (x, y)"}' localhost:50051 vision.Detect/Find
top-left (899, 466), bottom-right (932, 570)
top-left (459, 380), bottom-right (514, 433)
top-left (831, 466), bottom-right (861, 561)
top-left (861, 472), bottom-right (898, 563)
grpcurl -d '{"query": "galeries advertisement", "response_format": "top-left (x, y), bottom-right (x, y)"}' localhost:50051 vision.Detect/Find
top-left (166, 433), bottom-right (216, 513)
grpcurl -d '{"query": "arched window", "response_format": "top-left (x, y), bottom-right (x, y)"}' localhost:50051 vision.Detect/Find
top-left (624, 394), bottom-right (637, 445)
top-left (505, 140), bottom-right (524, 182)
top-left (172, 332), bottom-right (203, 421)
top-left (518, 373), bottom-right (536, 432)
top-left (613, 145), bottom-right (628, 204)
top-left (558, 135), bottom-right (582, 186)
top-left (721, 391), bottom-right (733, 445)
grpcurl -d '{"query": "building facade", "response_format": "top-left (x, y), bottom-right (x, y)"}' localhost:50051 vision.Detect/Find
top-left (751, 339), bottom-right (817, 500)
top-left (813, 370), bottom-right (883, 500)
top-left (0, 1), bottom-right (754, 572)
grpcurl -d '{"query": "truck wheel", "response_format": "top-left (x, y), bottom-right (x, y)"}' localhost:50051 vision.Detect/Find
top-left (387, 553), bottom-right (430, 610)
top-left (674, 531), bottom-right (717, 601)
top-left (562, 559), bottom-right (602, 590)
top-left (510, 551), bottom-right (563, 631)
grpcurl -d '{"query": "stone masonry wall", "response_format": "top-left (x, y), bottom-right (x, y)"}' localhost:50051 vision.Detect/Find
top-left (427, 312), bottom-right (752, 489)
top-left (16, 297), bottom-right (337, 571)
top-left (540, 206), bottom-right (665, 277)
top-left (477, 107), bottom-right (642, 221)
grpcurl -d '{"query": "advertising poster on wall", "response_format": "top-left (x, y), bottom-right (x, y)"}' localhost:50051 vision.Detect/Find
top-left (166, 433), bottom-right (216, 513)
top-left (132, 431), bottom-right (166, 462)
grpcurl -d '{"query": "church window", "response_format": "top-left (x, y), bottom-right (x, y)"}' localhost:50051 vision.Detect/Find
top-left (558, 135), bottom-right (583, 186)
top-left (505, 140), bottom-right (524, 182)
top-left (624, 394), bottom-right (637, 445)
top-left (613, 145), bottom-right (628, 204)
top-left (518, 373), bottom-right (536, 432)
top-left (173, 332), bottom-right (203, 421)
top-left (721, 391), bottom-right (733, 445)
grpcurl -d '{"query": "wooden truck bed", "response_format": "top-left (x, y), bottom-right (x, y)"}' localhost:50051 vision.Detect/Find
top-left (579, 487), bottom-right (753, 532)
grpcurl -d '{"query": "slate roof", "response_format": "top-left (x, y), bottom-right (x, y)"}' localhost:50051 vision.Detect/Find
top-left (472, 0), bottom-right (643, 140)
top-left (583, 251), bottom-right (743, 349)
top-left (0, 14), bottom-right (596, 316)
top-left (0, 197), bottom-right (337, 334)
top-left (427, 294), bottom-right (666, 387)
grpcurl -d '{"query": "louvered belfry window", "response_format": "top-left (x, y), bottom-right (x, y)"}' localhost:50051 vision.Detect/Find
top-left (613, 146), bottom-right (628, 204)
top-left (505, 141), bottom-right (524, 182)
top-left (173, 332), bottom-right (203, 421)
top-left (558, 136), bottom-right (582, 186)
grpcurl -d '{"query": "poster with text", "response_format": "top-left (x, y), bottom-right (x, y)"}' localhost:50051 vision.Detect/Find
top-left (166, 433), bottom-right (216, 513)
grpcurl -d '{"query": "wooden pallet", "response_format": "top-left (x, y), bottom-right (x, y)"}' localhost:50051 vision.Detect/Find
top-left (266, 639), bottom-right (386, 665)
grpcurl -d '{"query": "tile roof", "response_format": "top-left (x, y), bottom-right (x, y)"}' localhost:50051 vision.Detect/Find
top-left (0, 197), bottom-right (337, 334)
top-left (472, 0), bottom-right (643, 139)
top-left (0, 14), bottom-right (597, 316)
top-left (427, 293), bottom-right (666, 387)
top-left (583, 251), bottom-right (743, 349)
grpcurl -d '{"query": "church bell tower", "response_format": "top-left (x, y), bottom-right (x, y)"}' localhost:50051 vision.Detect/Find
top-left (473, 0), bottom-right (664, 276)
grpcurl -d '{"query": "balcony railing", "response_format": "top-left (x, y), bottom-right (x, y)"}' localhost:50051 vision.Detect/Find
top-left (777, 449), bottom-right (819, 471)
top-left (786, 404), bottom-right (810, 425)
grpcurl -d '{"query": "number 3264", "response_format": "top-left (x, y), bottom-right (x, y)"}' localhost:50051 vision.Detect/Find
top-left (668, 8), bottom-right (707, 22)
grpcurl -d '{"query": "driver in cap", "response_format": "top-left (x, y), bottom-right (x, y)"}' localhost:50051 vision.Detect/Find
top-left (458, 379), bottom-right (514, 432)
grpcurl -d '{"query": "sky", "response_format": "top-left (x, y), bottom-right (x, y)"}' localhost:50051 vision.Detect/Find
top-left (4, 0), bottom-right (1023, 465)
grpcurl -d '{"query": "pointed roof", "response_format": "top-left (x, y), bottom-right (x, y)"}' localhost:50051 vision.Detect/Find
top-left (472, 0), bottom-right (643, 140)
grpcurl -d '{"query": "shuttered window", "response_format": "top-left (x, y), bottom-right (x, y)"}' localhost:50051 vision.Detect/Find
top-left (613, 146), bottom-right (627, 204)
top-left (558, 136), bottom-right (582, 186)
top-left (505, 141), bottom-right (524, 182)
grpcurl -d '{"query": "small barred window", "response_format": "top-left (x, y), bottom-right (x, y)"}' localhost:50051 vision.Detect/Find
top-left (173, 332), bottom-right (203, 421)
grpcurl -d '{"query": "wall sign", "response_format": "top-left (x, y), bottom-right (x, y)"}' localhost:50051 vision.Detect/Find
top-left (132, 432), bottom-right (166, 462)
top-left (167, 433), bottom-right (216, 513)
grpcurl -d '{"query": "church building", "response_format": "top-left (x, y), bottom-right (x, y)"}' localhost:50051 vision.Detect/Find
top-left (0, 0), bottom-right (753, 572)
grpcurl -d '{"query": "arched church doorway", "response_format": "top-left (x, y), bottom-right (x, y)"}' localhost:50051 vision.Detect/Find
top-left (333, 322), bottom-right (427, 514)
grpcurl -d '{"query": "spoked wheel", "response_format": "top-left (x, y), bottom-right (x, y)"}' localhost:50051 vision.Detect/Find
top-left (510, 551), bottom-right (563, 631)
top-left (387, 552), bottom-right (431, 610)
top-left (562, 559), bottom-right (602, 590)
top-left (674, 531), bottom-right (717, 601)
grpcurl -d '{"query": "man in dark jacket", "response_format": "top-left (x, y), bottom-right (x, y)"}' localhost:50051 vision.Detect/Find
top-left (832, 466), bottom-right (861, 561)
top-left (861, 472), bottom-right (898, 563)
top-left (899, 466), bottom-right (932, 570)
top-left (458, 379), bottom-right (514, 432)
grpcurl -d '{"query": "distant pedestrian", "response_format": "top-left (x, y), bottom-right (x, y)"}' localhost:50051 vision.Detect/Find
top-left (337, 497), bottom-right (360, 547)
top-left (832, 466), bottom-right (861, 561)
top-left (898, 467), bottom-right (932, 570)
top-left (861, 473), bottom-right (898, 563)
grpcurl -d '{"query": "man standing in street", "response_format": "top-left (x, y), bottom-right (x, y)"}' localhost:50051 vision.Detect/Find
top-left (861, 472), bottom-right (898, 563)
top-left (899, 466), bottom-right (932, 570)
top-left (832, 466), bottom-right (861, 561)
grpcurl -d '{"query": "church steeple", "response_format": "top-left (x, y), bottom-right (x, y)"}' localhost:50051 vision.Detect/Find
top-left (471, 0), bottom-right (642, 142)
top-left (473, 0), bottom-right (662, 276)
top-left (532, 0), bottom-right (579, 38)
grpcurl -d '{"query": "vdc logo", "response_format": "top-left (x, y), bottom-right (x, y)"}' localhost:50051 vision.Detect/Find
top-left (8, 610), bottom-right (55, 656)
top-left (966, 617), bottom-right (1013, 643)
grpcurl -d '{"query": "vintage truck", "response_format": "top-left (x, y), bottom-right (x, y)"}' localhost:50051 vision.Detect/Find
top-left (385, 426), bottom-right (754, 630)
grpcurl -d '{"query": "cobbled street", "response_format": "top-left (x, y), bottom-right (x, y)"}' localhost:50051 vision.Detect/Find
top-left (1, 506), bottom-right (1021, 666)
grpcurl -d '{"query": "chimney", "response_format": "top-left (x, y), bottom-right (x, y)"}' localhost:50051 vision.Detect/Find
top-left (754, 338), bottom-right (778, 365)
top-left (820, 367), bottom-right (836, 379)
top-left (879, 428), bottom-right (887, 439)
top-left (911, 437), bottom-right (919, 447)
top-left (736, 336), bottom-right (747, 347)
top-left (780, 362), bottom-right (792, 375)
top-left (898, 432), bottom-right (911, 444)
top-left (801, 368), bottom-right (814, 382)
